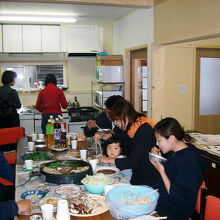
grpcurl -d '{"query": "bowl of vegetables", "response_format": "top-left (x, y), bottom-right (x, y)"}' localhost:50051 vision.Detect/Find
top-left (21, 151), bottom-right (53, 161)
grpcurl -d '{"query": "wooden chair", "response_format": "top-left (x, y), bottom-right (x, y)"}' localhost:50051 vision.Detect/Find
top-left (0, 127), bottom-right (25, 164)
top-left (204, 195), bottom-right (220, 220)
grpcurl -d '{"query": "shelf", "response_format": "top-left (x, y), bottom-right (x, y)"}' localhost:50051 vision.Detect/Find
top-left (96, 55), bottom-right (123, 61)
top-left (92, 81), bottom-right (124, 85)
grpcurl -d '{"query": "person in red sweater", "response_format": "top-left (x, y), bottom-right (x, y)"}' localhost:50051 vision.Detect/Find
top-left (36, 74), bottom-right (68, 134)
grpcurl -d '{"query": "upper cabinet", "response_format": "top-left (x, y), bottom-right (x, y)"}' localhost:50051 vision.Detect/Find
top-left (3, 25), bottom-right (22, 52)
top-left (66, 25), bottom-right (102, 53)
top-left (23, 25), bottom-right (41, 52)
top-left (42, 25), bottom-right (60, 52)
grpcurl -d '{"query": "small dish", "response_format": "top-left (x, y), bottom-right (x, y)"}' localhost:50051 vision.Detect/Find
top-left (149, 152), bottom-right (167, 163)
top-left (55, 184), bottom-right (81, 197)
top-left (39, 197), bottom-right (60, 210)
top-left (21, 190), bottom-right (48, 202)
top-left (35, 139), bottom-right (45, 143)
top-left (51, 147), bottom-right (68, 152)
top-left (35, 144), bottom-right (46, 148)
top-left (94, 166), bottom-right (120, 176)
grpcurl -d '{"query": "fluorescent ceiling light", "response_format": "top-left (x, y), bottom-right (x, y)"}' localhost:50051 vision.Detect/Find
top-left (0, 12), bottom-right (78, 24)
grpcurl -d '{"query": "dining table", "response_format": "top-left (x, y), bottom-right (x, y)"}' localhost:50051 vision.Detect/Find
top-left (15, 137), bottom-right (160, 220)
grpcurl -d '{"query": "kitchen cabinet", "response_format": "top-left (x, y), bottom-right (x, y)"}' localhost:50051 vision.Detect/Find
top-left (66, 25), bottom-right (102, 53)
top-left (68, 121), bottom-right (87, 134)
top-left (20, 114), bottom-right (35, 134)
top-left (23, 25), bottom-right (41, 52)
top-left (3, 25), bottom-right (22, 52)
top-left (42, 25), bottom-right (60, 52)
top-left (0, 25), bottom-right (2, 52)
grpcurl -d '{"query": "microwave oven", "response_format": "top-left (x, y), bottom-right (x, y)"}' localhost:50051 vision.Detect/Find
top-left (94, 91), bottom-right (123, 108)
top-left (96, 66), bottom-right (123, 83)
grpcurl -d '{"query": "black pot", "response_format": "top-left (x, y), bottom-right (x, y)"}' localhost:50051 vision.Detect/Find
top-left (40, 160), bottom-right (93, 185)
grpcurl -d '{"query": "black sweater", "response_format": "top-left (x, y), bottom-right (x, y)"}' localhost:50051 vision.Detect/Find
top-left (154, 145), bottom-right (207, 220)
top-left (115, 123), bottom-right (159, 186)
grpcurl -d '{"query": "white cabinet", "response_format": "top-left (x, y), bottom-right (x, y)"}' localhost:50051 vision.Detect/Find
top-left (68, 121), bottom-right (87, 134)
top-left (23, 25), bottom-right (41, 52)
top-left (34, 114), bottom-right (42, 134)
top-left (66, 25), bottom-right (101, 53)
top-left (20, 114), bottom-right (35, 134)
top-left (3, 25), bottom-right (22, 52)
top-left (42, 25), bottom-right (60, 52)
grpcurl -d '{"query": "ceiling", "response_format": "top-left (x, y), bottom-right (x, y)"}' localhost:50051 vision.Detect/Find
top-left (0, 2), bottom-right (137, 25)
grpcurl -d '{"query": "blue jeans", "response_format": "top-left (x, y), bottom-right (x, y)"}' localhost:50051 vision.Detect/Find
top-left (41, 113), bottom-right (58, 134)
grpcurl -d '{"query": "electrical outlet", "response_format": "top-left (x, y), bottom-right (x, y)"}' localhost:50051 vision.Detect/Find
top-left (178, 85), bottom-right (187, 95)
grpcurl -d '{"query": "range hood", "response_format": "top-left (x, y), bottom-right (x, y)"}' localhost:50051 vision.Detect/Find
top-left (68, 53), bottom-right (97, 58)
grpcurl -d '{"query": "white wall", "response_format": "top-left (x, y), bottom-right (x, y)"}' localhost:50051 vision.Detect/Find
top-left (112, 8), bottom-right (154, 54)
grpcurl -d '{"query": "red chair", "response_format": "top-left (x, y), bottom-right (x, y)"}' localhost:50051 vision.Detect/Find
top-left (0, 127), bottom-right (25, 164)
top-left (204, 195), bottom-right (220, 220)
top-left (189, 181), bottom-right (206, 220)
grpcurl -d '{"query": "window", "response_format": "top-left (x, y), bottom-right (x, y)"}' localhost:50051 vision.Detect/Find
top-left (3, 62), bottom-right (65, 90)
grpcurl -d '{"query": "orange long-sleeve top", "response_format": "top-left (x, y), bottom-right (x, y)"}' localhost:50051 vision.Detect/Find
top-left (36, 83), bottom-right (68, 115)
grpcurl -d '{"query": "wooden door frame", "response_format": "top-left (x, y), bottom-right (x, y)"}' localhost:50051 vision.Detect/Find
top-left (124, 44), bottom-right (152, 116)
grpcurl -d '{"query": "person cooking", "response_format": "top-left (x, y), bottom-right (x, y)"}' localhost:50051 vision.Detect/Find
top-left (36, 74), bottom-right (68, 134)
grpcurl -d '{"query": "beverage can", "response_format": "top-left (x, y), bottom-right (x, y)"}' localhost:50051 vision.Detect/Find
top-left (29, 215), bottom-right (43, 220)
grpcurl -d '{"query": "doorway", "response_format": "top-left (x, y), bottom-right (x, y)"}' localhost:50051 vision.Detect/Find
top-left (195, 48), bottom-right (220, 134)
top-left (125, 47), bottom-right (148, 113)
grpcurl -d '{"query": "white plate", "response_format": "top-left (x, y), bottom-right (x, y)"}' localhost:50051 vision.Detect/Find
top-left (51, 147), bottom-right (68, 152)
top-left (35, 144), bottom-right (46, 148)
top-left (55, 184), bottom-right (81, 196)
top-left (149, 152), bottom-right (167, 163)
top-left (69, 194), bottom-right (108, 217)
top-left (94, 166), bottom-right (120, 176)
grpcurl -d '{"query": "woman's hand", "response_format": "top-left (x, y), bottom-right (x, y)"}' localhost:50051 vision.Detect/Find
top-left (151, 146), bottom-right (161, 155)
top-left (150, 160), bottom-right (165, 174)
top-left (93, 132), bottom-right (112, 144)
top-left (17, 200), bottom-right (34, 214)
top-left (99, 156), bottom-right (115, 164)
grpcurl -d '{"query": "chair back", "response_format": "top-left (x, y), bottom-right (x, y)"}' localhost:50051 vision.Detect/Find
top-left (204, 195), bottom-right (220, 220)
top-left (0, 127), bottom-right (25, 164)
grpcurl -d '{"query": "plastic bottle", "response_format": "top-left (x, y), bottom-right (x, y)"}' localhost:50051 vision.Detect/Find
top-left (54, 118), bottom-right (61, 142)
top-left (49, 115), bottom-right (55, 124)
top-left (46, 119), bottom-right (54, 147)
top-left (60, 116), bottom-right (67, 141)
top-left (74, 96), bottom-right (80, 108)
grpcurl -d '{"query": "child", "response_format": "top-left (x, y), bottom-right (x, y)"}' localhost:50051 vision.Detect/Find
top-left (101, 134), bottom-right (132, 182)
top-left (151, 117), bottom-right (207, 220)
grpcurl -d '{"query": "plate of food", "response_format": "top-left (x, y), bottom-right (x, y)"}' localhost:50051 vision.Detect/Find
top-left (21, 190), bottom-right (48, 202)
top-left (55, 184), bottom-right (81, 197)
top-left (149, 152), bottom-right (167, 163)
top-left (94, 166), bottom-right (120, 176)
top-left (21, 151), bottom-right (53, 161)
top-left (68, 193), bottom-right (108, 216)
top-left (50, 143), bottom-right (68, 152)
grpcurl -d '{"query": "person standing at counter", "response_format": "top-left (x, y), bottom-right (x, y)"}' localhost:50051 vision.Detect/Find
top-left (151, 117), bottom-right (207, 220)
top-left (99, 99), bottom-right (159, 186)
top-left (36, 74), bottom-right (68, 134)
top-left (0, 70), bottom-right (21, 128)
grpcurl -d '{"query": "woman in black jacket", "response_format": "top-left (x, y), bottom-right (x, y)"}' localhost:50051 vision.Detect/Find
top-left (99, 99), bottom-right (159, 186)
top-left (0, 70), bottom-right (21, 128)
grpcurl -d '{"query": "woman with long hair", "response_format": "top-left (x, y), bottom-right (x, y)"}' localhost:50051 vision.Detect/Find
top-left (152, 117), bottom-right (207, 220)
top-left (99, 99), bottom-right (159, 186)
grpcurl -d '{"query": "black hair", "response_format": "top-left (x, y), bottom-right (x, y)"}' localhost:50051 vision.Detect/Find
top-left (45, 74), bottom-right (57, 86)
top-left (154, 117), bottom-right (193, 143)
top-left (1, 70), bottom-right (17, 85)
top-left (104, 95), bottom-right (124, 110)
top-left (102, 134), bottom-right (123, 157)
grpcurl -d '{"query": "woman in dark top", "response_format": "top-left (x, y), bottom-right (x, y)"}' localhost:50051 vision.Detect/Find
top-left (151, 117), bottom-right (207, 220)
top-left (0, 70), bottom-right (21, 128)
top-left (99, 99), bottom-right (159, 186)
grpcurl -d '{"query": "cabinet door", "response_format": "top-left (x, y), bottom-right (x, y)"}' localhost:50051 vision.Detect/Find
top-left (42, 25), bottom-right (60, 52)
top-left (67, 25), bottom-right (101, 53)
top-left (3, 25), bottom-right (22, 52)
top-left (23, 25), bottom-right (41, 52)
top-left (68, 122), bottom-right (87, 134)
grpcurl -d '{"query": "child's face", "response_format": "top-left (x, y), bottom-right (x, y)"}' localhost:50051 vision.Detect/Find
top-left (155, 132), bottom-right (172, 154)
top-left (107, 143), bottom-right (121, 159)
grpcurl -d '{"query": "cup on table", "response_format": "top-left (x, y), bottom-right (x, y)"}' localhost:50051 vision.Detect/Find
top-left (56, 200), bottom-right (70, 220)
top-left (27, 142), bottom-right (35, 151)
top-left (41, 203), bottom-right (54, 220)
top-left (31, 133), bottom-right (38, 141)
top-left (89, 158), bottom-right (98, 170)
top-left (80, 149), bottom-right (87, 161)
top-left (71, 140), bottom-right (77, 150)
top-left (24, 160), bottom-right (33, 171)
top-left (38, 134), bottom-right (45, 140)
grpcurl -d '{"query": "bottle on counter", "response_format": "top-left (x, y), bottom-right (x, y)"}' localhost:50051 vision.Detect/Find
top-left (49, 115), bottom-right (55, 124)
top-left (74, 96), bottom-right (80, 108)
top-left (54, 118), bottom-right (61, 143)
top-left (60, 116), bottom-right (67, 141)
top-left (46, 119), bottom-right (54, 147)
